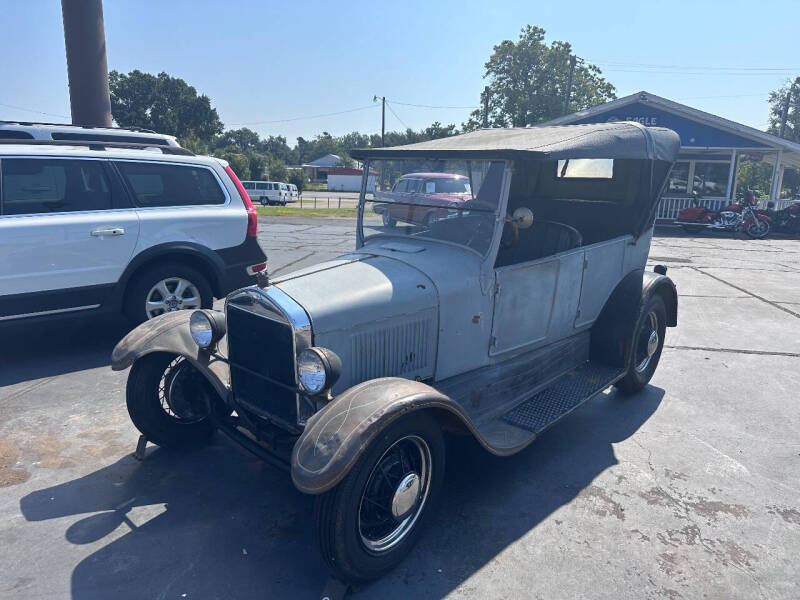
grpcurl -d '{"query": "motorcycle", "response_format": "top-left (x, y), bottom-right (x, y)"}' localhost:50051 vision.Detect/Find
top-left (764, 200), bottom-right (800, 235)
top-left (675, 190), bottom-right (771, 239)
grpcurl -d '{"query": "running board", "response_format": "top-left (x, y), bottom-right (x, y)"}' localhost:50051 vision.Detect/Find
top-left (473, 361), bottom-right (626, 454)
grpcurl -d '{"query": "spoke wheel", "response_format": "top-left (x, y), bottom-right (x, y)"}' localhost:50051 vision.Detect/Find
top-left (358, 435), bottom-right (432, 554)
top-left (314, 412), bottom-right (445, 583)
top-left (145, 277), bottom-right (202, 319)
top-left (614, 294), bottom-right (667, 395)
top-left (634, 311), bottom-right (659, 373)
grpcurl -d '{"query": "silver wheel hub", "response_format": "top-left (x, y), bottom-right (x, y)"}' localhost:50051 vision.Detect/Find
top-left (391, 473), bottom-right (421, 520)
top-left (646, 330), bottom-right (659, 357)
top-left (145, 277), bottom-right (202, 319)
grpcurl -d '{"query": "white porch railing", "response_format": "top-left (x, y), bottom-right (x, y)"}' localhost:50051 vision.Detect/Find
top-left (656, 196), bottom-right (796, 222)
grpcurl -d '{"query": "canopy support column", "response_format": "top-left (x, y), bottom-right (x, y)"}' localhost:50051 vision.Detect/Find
top-left (769, 150), bottom-right (783, 202)
top-left (726, 149), bottom-right (737, 200)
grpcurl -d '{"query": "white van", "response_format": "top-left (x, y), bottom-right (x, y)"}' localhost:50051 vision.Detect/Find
top-left (241, 181), bottom-right (288, 205)
top-left (287, 183), bottom-right (299, 202)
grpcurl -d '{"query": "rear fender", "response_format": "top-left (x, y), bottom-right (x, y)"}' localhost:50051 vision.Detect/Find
top-left (111, 311), bottom-right (230, 399)
top-left (591, 269), bottom-right (678, 367)
top-left (291, 377), bottom-right (470, 495)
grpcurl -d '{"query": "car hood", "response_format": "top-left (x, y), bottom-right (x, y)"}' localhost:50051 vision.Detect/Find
top-left (273, 254), bottom-right (438, 335)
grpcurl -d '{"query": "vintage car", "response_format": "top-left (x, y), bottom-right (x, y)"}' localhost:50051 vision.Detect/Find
top-left (372, 171), bottom-right (472, 227)
top-left (112, 122), bottom-right (680, 584)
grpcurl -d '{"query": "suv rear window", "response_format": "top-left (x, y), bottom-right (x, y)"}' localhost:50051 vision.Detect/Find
top-left (116, 162), bottom-right (225, 207)
top-left (1, 158), bottom-right (113, 215)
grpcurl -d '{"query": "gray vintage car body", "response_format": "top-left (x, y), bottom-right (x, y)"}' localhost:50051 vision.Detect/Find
top-left (113, 122), bottom-right (680, 495)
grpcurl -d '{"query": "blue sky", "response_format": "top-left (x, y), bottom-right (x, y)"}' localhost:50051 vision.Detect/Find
top-left (1, 0), bottom-right (797, 143)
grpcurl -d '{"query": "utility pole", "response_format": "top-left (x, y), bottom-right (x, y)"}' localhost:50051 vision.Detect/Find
top-left (482, 86), bottom-right (490, 128)
top-left (61, 0), bottom-right (112, 127)
top-left (778, 82), bottom-right (799, 139)
top-left (381, 96), bottom-right (386, 147)
top-left (563, 55), bottom-right (577, 116)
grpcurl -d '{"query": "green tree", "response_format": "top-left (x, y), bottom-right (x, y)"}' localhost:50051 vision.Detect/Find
top-left (269, 159), bottom-right (289, 182)
top-left (288, 169), bottom-right (308, 194)
top-left (463, 25), bottom-right (616, 129)
top-left (248, 152), bottom-right (268, 180)
top-left (214, 151), bottom-right (250, 180)
top-left (767, 77), bottom-right (800, 143)
top-left (109, 70), bottom-right (223, 142)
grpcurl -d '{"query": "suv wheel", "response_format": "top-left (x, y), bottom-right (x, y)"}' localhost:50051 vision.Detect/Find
top-left (125, 262), bottom-right (213, 323)
top-left (314, 412), bottom-right (445, 583)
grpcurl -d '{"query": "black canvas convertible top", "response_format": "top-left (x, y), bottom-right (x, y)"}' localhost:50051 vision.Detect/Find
top-left (350, 122), bottom-right (680, 162)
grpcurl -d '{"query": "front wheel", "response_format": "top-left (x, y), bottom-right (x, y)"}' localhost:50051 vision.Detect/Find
top-left (124, 262), bottom-right (212, 323)
top-left (126, 353), bottom-right (216, 448)
top-left (314, 412), bottom-right (445, 583)
top-left (614, 295), bottom-right (667, 395)
top-left (745, 219), bottom-right (769, 239)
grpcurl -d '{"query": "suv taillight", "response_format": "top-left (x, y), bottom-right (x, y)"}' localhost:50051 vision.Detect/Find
top-left (224, 166), bottom-right (258, 237)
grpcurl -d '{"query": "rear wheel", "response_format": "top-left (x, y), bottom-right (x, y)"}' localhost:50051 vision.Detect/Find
top-left (745, 219), bottom-right (769, 239)
top-left (124, 262), bottom-right (213, 324)
top-left (126, 353), bottom-right (215, 448)
top-left (314, 412), bottom-right (445, 583)
top-left (382, 212), bottom-right (397, 228)
top-left (614, 295), bottom-right (667, 394)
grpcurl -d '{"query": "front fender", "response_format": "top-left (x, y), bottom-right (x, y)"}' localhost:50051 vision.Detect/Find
top-left (291, 377), bottom-right (468, 495)
top-left (111, 311), bottom-right (230, 399)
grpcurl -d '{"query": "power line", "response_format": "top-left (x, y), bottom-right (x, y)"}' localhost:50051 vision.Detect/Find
top-left (228, 104), bottom-right (378, 126)
top-left (385, 101), bottom-right (410, 130)
top-left (387, 99), bottom-right (479, 110)
top-left (0, 101), bottom-right (70, 119)
top-left (596, 61), bottom-right (800, 72)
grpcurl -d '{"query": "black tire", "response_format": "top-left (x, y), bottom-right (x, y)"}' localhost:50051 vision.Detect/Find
top-left (614, 294), bottom-right (667, 395)
top-left (745, 219), bottom-right (769, 239)
top-left (124, 262), bottom-right (213, 324)
top-left (261, 199), bottom-right (268, 206)
top-left (382, 212), bottom-right (396, 228)
top-left (126, 353), bottom-right (215, 448)
top-left (314, 412), bottom-right (445, 583)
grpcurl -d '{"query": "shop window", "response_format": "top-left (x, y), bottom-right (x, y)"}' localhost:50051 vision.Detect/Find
top-left (666, 162), bottom-right (690, 195)
top-left (693, 162), bottom-right (731, 197)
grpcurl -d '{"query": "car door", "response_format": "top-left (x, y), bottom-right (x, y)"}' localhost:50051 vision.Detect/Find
top-left (0, 157), bottom-right (140, 319)
top-left (573, 236), bottom-right (627, 328)
top-left (490, 247), bottom-right (585, 356)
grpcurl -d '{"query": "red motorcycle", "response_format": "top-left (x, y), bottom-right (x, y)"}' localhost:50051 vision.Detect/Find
top-left (675, 190), bottom-right (771, 239)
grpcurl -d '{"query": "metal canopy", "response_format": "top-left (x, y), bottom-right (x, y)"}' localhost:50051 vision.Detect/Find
top-left (350, 122), bottom-right (680, 162)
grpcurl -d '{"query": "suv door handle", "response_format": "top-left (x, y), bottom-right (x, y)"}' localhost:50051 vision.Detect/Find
top-left (91, 227), bottom-right (125, 237)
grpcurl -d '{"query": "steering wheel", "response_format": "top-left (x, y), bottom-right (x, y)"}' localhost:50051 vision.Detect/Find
top-left (501, 214), bottom-right (519, 249)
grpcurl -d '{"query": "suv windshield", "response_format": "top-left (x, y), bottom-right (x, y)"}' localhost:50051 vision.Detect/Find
top-left (360, 159), bottom-right (506, 255)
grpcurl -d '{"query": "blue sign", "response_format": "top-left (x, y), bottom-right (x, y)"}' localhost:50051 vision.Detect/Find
top-left (572, 102), bottom-right (769, 149)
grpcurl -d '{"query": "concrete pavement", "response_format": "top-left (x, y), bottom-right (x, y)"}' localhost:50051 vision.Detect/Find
top-left (1, 220), bottom-right (798, 599)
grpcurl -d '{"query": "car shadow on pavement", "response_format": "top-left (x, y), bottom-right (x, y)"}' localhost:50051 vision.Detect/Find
top-left (0, 314), bottom-right (130, 387)
top-left (19, 385), bottom-right (663, 600)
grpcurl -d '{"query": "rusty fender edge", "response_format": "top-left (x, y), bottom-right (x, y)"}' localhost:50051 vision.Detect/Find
top-left (291, 377), bottom-right (476, 495)
top-left (110, 311), bottom-right (230, 400)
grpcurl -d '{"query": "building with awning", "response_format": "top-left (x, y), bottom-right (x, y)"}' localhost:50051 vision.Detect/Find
top-left (302, 153), bottom-right (344, 183)
top-left (543, 91), bottom-right (800, 220)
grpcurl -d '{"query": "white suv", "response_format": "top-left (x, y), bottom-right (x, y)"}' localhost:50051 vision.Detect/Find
top-left (0, 133), bottom-right (267, 324)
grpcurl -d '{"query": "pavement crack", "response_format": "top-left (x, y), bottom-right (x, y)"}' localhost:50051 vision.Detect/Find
top-left (664, 345), bottom-right (800, 358)
top-left (689, 266), bottom-right (800, 318)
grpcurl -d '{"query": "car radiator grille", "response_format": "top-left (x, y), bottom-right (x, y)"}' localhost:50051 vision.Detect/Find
top-left (226, 304), bottom-right (297, 427)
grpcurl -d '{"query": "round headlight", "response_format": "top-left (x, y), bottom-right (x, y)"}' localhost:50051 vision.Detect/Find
top-left (298, 349), bottom-right (327, 394)
top-left (297, 347), bottom-right (342, 395)
top-left (189, 310), bottom-right (225, 349)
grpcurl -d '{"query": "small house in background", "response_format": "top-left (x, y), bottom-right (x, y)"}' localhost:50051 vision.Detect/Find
top-left (303, 154), bottom-right (344, 183)
top-left (327, 168), bottom-right (377, 192)
top-left (544, 91), bottom-right (800, 221)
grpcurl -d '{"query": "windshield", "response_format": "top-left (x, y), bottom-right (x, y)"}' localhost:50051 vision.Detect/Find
top-left (359, 159), bottom-right (506, 255)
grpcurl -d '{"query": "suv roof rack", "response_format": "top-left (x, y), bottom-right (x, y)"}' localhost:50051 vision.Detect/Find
top-left (0, 120), bottom-right (159, 134)
top-left (0, 138), bottom-right (194, 156)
